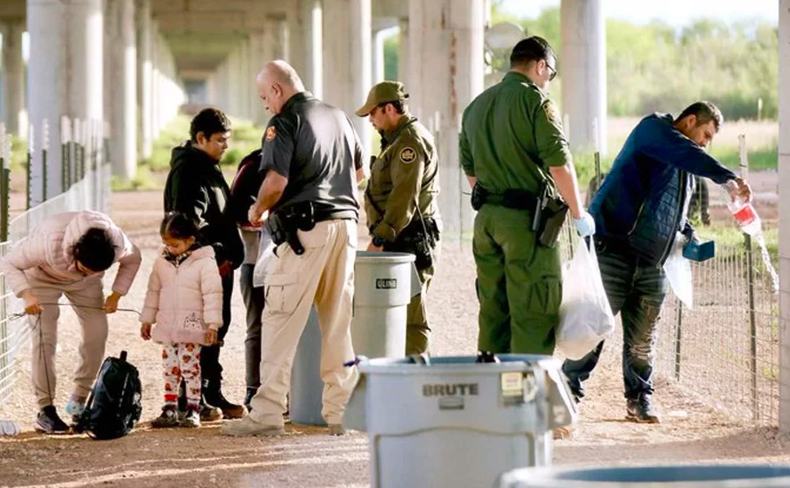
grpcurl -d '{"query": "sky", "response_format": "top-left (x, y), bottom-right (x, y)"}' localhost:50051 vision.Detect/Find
top-left (500, 0), bottom-right (779, 26)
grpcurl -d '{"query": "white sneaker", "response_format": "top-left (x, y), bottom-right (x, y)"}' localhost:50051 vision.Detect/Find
top-left (64, 397), bottom-right (86, 418)
top-left (221, 416), bottom-right (284, 437)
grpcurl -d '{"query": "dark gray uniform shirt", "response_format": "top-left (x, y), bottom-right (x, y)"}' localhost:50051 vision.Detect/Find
top-left (260, 92), bottom-right (363, 220)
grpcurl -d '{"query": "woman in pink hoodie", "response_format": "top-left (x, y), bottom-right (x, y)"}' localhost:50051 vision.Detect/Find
top-left (0, 210), bottom-right (142, 434)
top-left (140, 212), bottom-right (223, 428)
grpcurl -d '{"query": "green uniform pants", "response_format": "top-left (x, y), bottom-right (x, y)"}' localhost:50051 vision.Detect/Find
top-left (473, 205), bottom-right (562, 354)
top-left (405, 262), bottom-right (435, 355)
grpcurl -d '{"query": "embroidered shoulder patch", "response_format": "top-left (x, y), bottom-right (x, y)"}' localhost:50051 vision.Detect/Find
top-left (265, 126), bottom-right (277, 141)
top-left (543, 101), bottom-right (561, 126)
top-left (399, 146), bottom-right (417, 164)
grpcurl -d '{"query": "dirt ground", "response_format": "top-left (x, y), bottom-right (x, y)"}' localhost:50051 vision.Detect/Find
top-left (1, 184), bottom-right (790, 488)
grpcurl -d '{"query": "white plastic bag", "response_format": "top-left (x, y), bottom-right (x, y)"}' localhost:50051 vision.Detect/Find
top-left (663, 232), bottom-right (693, 309)
top-left (252, 230), bottom-right (277, 288)
top-left (556, 237), bottom-right (615, 360)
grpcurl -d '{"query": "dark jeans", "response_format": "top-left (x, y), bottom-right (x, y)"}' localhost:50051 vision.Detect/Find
top-left (240, 263), bottom-right (265, 389)
top-left (200, 272), bottom-right (234, 383)
top-left (562, 241), bottom-right (669, 400)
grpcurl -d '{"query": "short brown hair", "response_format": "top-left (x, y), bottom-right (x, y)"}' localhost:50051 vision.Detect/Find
top-left (675, 101), bottom-right (723, 132)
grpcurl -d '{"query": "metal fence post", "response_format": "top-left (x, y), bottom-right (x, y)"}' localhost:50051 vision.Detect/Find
top-left (739, 133), bottom-right (759, 421)
top-left (1, 126), bottom-right (10, 243)
top-left (675, 298), bottom-right (683, 380)
top-left (42, 119), bottom-right (48, 202)
top-left (26, 125), bottom-right (33, 210)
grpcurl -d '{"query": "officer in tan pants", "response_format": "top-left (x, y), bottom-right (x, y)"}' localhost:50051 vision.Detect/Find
top-left (222, 60), bottom-right (365, 437)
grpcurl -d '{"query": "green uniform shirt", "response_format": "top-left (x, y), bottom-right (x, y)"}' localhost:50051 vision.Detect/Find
top-left (459, 71), bottom-right (571, 195)
top-left (365, 114), bottom-right (439, 242)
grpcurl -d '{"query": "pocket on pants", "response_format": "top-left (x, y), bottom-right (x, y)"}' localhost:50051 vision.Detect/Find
top-left (526, 277), bottom-right (562, 315)
top-left (264, 273), bottom-right (300, 314)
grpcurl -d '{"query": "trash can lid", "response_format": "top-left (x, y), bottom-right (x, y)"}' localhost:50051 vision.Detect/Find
top-left (358, 354), bottom-right (560, 374)
top-left (496, 465), bottom-right (790, 488)
top-left (355, 251), bottom-right (416, 264)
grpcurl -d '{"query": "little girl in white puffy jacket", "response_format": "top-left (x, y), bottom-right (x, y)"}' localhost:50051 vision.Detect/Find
top-left (140, 212), bottom-right (223, 428)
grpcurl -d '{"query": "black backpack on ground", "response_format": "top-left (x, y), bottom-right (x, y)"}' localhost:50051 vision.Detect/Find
top-left (74, 351), bottom-right (142, 440)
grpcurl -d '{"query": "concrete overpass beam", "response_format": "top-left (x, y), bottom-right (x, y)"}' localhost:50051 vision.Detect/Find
top-left (28, 0), bottom-right (103, 202)
top-left (778, 0), bottom-right (790, 433)
top-left (1, 19), bottom-right (25, 135)
top-left (560, 0), bottom-right (607, 155)
top-left (137, 0), bottom-right (153, 160)
top-left (398, 18), bottom-right (409, 85)
top-left (106, 0), bottom-right (137, 178)
top-left (408, 0), bottom-right (485, 236)
top-left (323, 0), bottom-right (371, 157)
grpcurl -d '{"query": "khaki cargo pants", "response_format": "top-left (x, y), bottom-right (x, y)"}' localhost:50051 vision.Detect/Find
top-left (249, 219), bottom-right (358, 426)
top-left (27, 275), bottom-right (109, 408)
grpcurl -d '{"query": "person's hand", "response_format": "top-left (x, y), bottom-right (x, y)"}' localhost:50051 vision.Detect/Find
top-left (732, 176), bottom-right (753, 203)
top-left (248, 205), bottom-right (269, 226)
top-left (218, 260), bottom-right (232, 278)
top-left (573, 211), bottom-right (596, 237)
top-left (205, 328), bottom-right (218, 345)
top-left (140, 323), bottom-right (152, 340)
top-left (21, 290), bottom-right (43, 315)
top-left (103, 292), bottom-right (121, 314)
top-left (366, 241), bottom-right (383, 252)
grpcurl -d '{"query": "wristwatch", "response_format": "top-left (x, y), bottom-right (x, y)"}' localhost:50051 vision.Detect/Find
top-left (372, 235), bottom-right (386, 247)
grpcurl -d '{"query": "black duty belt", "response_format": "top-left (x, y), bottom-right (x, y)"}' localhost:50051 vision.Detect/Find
top-left (471, 184), bottom-right (538, 211)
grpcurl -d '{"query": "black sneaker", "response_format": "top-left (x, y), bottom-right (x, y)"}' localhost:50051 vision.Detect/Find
top-left (35, 406), bottom-right (70, 434)
top-left (151, 405), bottom-right (180, 428)
top-left (626, 393), bottom-right (660, 423)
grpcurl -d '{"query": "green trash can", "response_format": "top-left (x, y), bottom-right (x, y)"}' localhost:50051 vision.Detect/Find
top-left (351, 251), bottom-right (421, 358)
top-left (495, 465), bottom-right (790, 488)
top-left (343, 355), bottom-right (578, 488)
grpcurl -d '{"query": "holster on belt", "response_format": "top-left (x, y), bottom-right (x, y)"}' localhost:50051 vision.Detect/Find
top-left (472, 182), bottom-right (568, 248)
top-left (264, 202), bottom-right (317, 256)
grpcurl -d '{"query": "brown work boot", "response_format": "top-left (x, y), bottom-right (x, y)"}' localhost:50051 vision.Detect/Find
top-left (553, 425), bottom-right (575, 440)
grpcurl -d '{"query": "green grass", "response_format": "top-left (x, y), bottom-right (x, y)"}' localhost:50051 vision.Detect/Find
top-left (709, 144), bottom-right (778, 172)
top-left (139, 115), bottom-right (264, 173)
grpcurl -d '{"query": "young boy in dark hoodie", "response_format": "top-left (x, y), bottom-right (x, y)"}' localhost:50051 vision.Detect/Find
top-left (163, 107), bottom-right (246, 420)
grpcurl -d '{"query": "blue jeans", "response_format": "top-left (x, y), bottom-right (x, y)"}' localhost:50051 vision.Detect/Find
top-left (562, 240), bottom-right (669, 400)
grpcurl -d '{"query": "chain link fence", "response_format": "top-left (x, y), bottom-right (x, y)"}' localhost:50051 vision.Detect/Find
top-left (558, 208), bottom-right (780, 427)
top-left (0, 119), bottom-right (111, 417)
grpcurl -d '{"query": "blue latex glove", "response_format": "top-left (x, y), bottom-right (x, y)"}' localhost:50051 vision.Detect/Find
top-left (574, 211), bottom-right (596, 237)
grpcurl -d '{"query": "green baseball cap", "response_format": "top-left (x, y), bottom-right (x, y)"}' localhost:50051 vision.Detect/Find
top-left (355, 81), bottom-right (409, 117)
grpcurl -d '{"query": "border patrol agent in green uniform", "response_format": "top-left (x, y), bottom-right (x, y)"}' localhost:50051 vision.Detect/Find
top-left (356, 81), bottom-right (441, 355)
top-left (460, 36), bottom-right (595, 355)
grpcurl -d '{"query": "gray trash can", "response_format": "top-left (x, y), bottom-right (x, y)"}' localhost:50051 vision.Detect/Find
top-left (343, 355), bottom-right (578, 488)
top-left (351, 251), bottom-right (421, 358)
top-left (289, 308), bottom-right (325, 426)
top-left (495, 465), bottom-right (790, 488)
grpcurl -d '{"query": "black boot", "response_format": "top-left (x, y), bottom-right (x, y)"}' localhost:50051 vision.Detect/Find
top-left (35, 406), bottom-right (70, 434)
top-left (626, 393), bottom-right (660, 424)
top-left (244, 387), bottom-right (258, 412)
top-left (203, 378), bottom-right (246, 419)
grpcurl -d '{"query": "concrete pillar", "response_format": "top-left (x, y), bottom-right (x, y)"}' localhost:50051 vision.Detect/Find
top-left (372, 29), bottom-right (386, 83)
top-left (28, 0), bottom-right (103, 203)
top-left (778, 0), bottom-right (790, 432)
top-left (150, 23), bottom-right (161, 139)
top-left (241, 37), bottom-right (251, 120)
top-left (106, 0), bottom-right (137, 178)
top-left (560, 0), bottom-right (607, 155)
top-left (408, 0), bottom-right (485, 236)
top-left (302, 0), bottom-right (323, 98)
top-left (1, 20), bottom-right (25, 135)
top-left (249, 31), bottom-right (269, 126)
top-left (228, 45), bottom-right (242, 118)
top-left (137, 0), bottom-right (153, 159)
top-left (398, 18), bottom-right (409, 85)
top-left (323, 0), bottom-right (372, 157)
top-left (287, 3), bottom-right (305, 76)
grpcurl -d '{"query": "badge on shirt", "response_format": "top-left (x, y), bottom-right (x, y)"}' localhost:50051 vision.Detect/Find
top-left (265, 126), bottom-right (277, 141)
top-left (543, 101), bottom-right (562, 127)
top-left (399, 147), bottom-right (417, 164)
